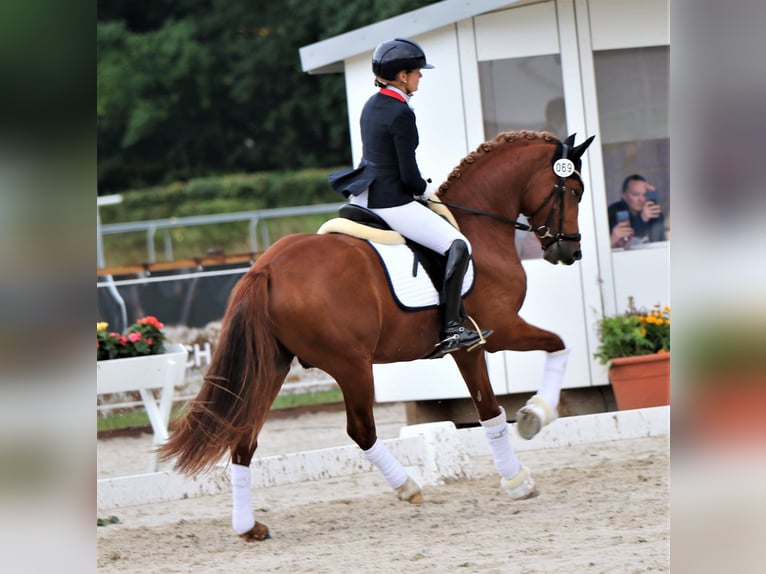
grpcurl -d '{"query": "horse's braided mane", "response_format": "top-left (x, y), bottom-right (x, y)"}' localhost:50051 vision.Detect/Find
top-left (438, 130), bottom-right (558, 195)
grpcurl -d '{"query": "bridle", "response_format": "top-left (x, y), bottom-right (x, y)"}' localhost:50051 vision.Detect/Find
top-left (525, 171), bottom-right (584, 249)
top-left (432, 171), bottom-right (584, 250)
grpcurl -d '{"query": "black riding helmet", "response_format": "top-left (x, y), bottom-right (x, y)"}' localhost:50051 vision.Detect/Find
top-left (371, 38), bottom-right (434, 80)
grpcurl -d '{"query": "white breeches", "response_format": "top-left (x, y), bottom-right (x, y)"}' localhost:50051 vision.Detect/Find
top-left (350, 192), bottom-right (470, 255)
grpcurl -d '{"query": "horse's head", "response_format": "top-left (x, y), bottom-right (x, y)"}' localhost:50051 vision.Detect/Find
top-left (437, 131), bottom-right (596, 266)
top-left (524, 133), bottom-right (595, 265)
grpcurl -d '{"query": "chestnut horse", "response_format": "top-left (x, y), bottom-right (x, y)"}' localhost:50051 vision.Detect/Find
top-left (159, 130), bottom-right (595, 541)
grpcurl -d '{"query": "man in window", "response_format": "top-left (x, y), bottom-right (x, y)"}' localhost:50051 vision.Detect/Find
top-left (608, 174), bottom-right (666, 248)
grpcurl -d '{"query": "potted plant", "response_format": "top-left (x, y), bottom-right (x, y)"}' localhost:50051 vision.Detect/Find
top-left (594, 298), bottom-right (670, 410)
top-left (97, 316), bottom-right (167, 361)
top-left (97, 317), bottom-right (188, 471)
top-left (97, 315), bottom-right (187, 395)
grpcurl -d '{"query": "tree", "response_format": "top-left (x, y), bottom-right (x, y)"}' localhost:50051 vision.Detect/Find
top-left (97, 0), bottom-right (437, 192)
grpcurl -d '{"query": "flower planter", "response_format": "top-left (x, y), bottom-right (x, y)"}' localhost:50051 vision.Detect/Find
top-left (96, 345), bottom-right (188, 394)
top-left (609, 352), bottom-right (670, 410)
top-left (97, 343), bottom-right (187, 396)
top-left (97, 343), bottom-right (188, 471)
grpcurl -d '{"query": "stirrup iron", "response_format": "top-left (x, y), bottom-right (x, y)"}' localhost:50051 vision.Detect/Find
top-left (464, 315), bottom-right (489, 351)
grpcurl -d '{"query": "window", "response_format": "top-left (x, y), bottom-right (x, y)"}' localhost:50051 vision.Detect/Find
top-left (479, 55), bottom-right (566, 259)
top-left (479, 55), bottom-right (567, 140)
top-left (594, 46), bottom-right (670, 248)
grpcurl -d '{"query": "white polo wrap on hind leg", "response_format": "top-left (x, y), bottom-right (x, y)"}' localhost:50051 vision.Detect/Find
top-left (363, 438), bottom-right (408, 489)
top-left (480, 406), bottom-right (521, 479)
top-left (231, 463), bottom-right (256, 534)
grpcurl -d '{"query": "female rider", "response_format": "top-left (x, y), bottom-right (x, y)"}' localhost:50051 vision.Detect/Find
top-left (334, 37), bottom-right (490, 356)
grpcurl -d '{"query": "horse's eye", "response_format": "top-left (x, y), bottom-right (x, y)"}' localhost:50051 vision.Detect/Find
top-left (570, 188), bottom-right (584, 202)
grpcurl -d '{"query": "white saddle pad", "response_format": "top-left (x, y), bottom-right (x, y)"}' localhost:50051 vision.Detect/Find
top-left (368, 241), bottom-right (475, 310)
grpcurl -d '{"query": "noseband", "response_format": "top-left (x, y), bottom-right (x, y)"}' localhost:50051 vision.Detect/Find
top-left (526, 175), bottom-right (583, 249)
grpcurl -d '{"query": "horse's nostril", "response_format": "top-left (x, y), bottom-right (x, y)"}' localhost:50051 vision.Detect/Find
top-left (573, 250), bottom-right (582, 261)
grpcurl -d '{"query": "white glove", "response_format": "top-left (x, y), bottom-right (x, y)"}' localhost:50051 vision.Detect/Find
top-left (418, 178), bottom-right (439, 201)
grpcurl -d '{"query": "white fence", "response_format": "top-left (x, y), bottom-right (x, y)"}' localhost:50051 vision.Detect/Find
top-left (97, 406), bottom-right (669, 510)
top-left (98, 202), bottom-right (346, 266)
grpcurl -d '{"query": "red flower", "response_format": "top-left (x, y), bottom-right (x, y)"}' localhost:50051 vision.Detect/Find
top-left (98, 316), bottom-right (166, 361)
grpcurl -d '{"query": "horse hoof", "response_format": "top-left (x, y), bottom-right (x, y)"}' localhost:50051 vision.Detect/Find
top-left (500, 466), bottom-right (538, 500)
top-left (408, 491), bottom-right (424, 505)
top-left (515, 396), bottom-right (557, 440)
top-left (395, 476), bottom-right (423, 504)
top-left (239, 521), bottom-right (271, 542)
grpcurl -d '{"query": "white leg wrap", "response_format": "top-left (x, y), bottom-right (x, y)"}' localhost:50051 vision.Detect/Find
top-left (231, 463), bottom-right (256, 535)
top-left (516, 348), bottom-right (570, 440)
top-left (480, 406), bottom-right (522, 479)
top-left (536, 347), bottom-right (571, 410)
top-left (363, 438), bottom-right (409, 489)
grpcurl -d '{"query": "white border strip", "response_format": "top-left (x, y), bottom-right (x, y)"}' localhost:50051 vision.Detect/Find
top-left (98, 406), bottom-right (668, 510)
top-left (98, 437), bottom-right (425, 510)
top-left (460, 405), bottom-right (670, 456)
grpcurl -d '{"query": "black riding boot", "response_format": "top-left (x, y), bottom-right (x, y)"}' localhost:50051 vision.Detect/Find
top-left (433, 240), bottom-right (492, 356)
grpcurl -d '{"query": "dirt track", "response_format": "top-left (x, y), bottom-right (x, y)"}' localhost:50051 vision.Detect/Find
top-left (97, 403), bottom-right (669, 573)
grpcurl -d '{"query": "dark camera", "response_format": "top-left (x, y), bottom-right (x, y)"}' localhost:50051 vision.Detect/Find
top-left (646, 190), bottom-right (659, 203)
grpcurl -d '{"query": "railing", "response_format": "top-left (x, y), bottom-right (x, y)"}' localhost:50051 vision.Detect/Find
top-left (98, 202), bottom-right (345, 266)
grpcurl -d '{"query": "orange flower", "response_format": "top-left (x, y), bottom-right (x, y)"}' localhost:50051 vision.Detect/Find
top-left (137, 316), bottom-right (164, 329)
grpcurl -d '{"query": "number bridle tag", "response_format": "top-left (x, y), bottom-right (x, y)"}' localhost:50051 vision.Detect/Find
top-left (553, 158), bottom-right (575, 178)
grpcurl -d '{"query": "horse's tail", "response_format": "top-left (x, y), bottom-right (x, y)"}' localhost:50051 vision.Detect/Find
top-left (158, 270), bottom-right (284, 475)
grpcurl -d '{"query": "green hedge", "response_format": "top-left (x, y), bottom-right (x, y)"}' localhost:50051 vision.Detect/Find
top-left (99, 168), bottom-right (346, 266)
top-left (102, 168), bottom-right (344, 223)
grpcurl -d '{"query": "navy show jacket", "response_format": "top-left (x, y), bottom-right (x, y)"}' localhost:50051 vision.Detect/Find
top-left (328, 90), bottom-right (428, 208)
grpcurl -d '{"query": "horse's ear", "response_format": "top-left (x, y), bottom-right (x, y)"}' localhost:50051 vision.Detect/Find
top-left (571, 135), bottom-right (596, 159)
top-left (563, 133), bottom-right (576, 147)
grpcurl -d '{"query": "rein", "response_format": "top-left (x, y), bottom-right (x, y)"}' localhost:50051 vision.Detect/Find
top-left (432, 173), bottom-right (583, 247)
top-left (431, 198), bottom-right (536, 232)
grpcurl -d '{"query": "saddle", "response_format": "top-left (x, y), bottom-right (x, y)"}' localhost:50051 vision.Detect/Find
top-left (338, 204), bottom-right (390, 230)
top-left (337, 204), bottom-right (449, 292)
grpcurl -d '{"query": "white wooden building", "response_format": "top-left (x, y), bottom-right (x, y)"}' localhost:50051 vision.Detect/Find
top-left (300, 0), bottom-right (670, 415)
